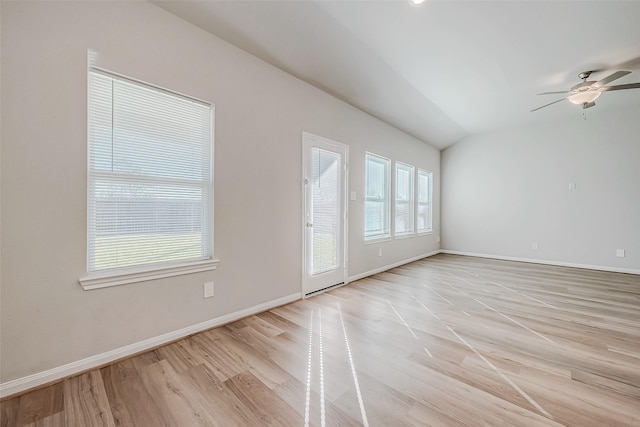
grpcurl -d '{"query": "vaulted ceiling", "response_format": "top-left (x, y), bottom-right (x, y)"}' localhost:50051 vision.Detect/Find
top-left (153, 1), bottom-right (640, 149)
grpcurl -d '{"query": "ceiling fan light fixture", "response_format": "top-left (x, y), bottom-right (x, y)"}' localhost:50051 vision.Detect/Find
top-left (568, 90), bottom-right (601, 105)
top-left (532, 69), bottom-right (639, 113)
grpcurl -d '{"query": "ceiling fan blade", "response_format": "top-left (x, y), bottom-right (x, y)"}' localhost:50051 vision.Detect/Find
top-left (537, 91), bottom-right (569, 95)
top-left (530, 98), bottom-right (566, 112)
top-left (599, 82), bottom-right (640, 92)
top-left (595, 70), bottom-right (631, 87)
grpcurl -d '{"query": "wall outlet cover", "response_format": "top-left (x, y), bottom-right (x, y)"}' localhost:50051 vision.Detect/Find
top-left (616, 249), bottom-right (625, 258)
top-left (204, 281), bottom-right (215, 298)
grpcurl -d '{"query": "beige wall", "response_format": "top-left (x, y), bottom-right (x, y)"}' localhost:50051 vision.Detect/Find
top-left (442, 107), bottom-right (640, 272)
top-left (0, 1), bottom-right (439, 383)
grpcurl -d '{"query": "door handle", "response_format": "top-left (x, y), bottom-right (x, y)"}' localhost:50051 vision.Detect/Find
top-left (306, 223), bottom-right (313, 228)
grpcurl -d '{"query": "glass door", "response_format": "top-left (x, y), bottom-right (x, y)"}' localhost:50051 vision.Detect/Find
top-left (302, 133), bottom-right (347, 295)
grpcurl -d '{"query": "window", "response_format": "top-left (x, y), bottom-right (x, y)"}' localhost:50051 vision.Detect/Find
top-left (417, 169), bottom-right (433, 233)
top-left (364, 153), bottom-right (390, 240)
top-left (395, 162), bottom-right (414, 235)
top-left (82, 68), bottom-right (215, 288)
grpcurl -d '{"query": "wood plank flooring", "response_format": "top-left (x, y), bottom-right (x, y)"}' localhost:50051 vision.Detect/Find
top-left (2, 254), bottom-right (639, 426)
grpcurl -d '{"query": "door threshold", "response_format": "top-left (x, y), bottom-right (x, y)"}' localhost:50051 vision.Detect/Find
top-left (304, 282), bottom-right (346, 298)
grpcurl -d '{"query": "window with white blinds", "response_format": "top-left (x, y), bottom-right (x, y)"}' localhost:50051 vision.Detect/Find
top-left (417, 169), bottom-right (433, 233)
top-left (395, 162), bottom-right (414, 235)
top-left (87, 69), bottom-right (213, 275)
top-left (364, 153), bottom-right (391, 240)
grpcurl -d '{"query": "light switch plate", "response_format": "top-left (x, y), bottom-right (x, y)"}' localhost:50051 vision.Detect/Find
top-left (616, 249), bottom-right (625, 258)
top-left (350, 191), bottom-right (356, 201)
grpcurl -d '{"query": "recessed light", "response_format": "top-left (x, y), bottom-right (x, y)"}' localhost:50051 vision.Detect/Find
top-left (410, 0), bottom-right (426, 5)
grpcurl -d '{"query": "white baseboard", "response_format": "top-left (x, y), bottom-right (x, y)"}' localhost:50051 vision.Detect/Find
top-left (0, 293), bottom-right (300, 399)
top-left (440, 250), bottom-right (640, 275)
top-left (347, 250), bottom-right (441, 283)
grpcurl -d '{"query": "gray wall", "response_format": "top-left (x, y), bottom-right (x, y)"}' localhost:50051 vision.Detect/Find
top-left (1, 1), bottom-right (439, 383)
top-left (442, 106), bottom-right (640, 272)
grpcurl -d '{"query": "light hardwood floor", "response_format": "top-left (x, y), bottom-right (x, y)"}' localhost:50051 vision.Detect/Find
top-left (2, 254), bottom-right (639, 426)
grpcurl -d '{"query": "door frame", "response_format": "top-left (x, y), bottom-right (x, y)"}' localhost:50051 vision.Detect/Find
top-left (301, 131), bottom-right (349, 297)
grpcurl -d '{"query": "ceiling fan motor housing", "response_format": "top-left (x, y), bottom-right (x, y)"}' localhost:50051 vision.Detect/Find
top-left (578, 71), bottom-right (593, 80)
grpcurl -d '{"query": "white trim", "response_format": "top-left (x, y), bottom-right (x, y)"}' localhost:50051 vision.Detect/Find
top-left (79, 258), bottom-right (221, 290)
top-left (0, 292), bottom-right (300, 399)
top-left (347, 250), bottom-right (441, 283)
top-left (440, 250), bottom-right (640, 275)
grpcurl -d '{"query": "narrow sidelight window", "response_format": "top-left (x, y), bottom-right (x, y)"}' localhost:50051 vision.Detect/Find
top-left (395, 162), bottom-right (414, 235)
top-left (417, 169), bottom-right (433, 233)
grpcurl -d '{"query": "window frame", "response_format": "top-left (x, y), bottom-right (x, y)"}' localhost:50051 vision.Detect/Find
top-left (417, 169), bottom-right (433, 234)
top-left (394, 161), bottom-right (415, 237)
top-left (364, 152), bottom-right (391, 241)
top-left (79, 67), bottom-right (218, 290)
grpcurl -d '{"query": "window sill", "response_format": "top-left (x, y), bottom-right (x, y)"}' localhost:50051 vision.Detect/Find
top-left (79, 258), bottom-right (220, 290)
top-left (395, 232), bottom-right (416, 240)
top-left (364, 236), bottom-right (392, 245)
top-left (417, 230), bottom-right (433, 235)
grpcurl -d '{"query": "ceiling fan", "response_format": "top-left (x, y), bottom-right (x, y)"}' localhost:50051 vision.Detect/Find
top-left (531, 70), bottom-right (640, 112)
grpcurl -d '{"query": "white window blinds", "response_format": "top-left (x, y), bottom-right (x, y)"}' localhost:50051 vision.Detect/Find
top-left (395, 162), bottom-right (414, 235)
top-left (364, 153), bottom-right (391, 240)
top-left (311, 147), bottom-right (341, 274)
top-left (87, 69), bottom-right (213, 273)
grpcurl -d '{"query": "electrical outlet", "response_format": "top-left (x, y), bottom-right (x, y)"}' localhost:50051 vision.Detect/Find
top-left (616, 249), bottom-right (625, 258)
top-left (569, 182), bottom-right (576, 191)
top-left (532, 243), bottom-right (539, 250)
top-left (378, 248), bottom-right (382, 257)
top-left (204, 281), bottom-right (215, 298)
top-left (436, 236), bottom-right (441, 242)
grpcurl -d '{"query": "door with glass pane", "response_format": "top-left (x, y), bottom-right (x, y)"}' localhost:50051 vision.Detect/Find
top-left (302, 133), bottom-right (347, 296)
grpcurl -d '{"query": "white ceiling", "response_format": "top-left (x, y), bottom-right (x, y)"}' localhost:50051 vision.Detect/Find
top-left (153, 0), bottom-right (640, 149)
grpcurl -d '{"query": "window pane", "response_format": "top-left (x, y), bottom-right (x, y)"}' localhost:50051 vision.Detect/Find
top-left (418, 173), bottom-right (429, 202)
top-left (397, 168), bottom-right (410, 200)
top-left (365, 153), bottom-right (390, 239)
top-left (417, 169), bottom-right (432, 232)
top-left (366, 160), bottom-right (385, 199)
